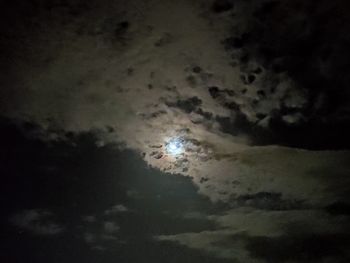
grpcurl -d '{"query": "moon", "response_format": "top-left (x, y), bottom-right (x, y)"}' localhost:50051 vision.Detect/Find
top-left (165, 138), bottom-right (184, 156)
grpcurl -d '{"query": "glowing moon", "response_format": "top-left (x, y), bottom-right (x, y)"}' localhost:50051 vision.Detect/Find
top-left (166, 138), bottom-right (184, 155)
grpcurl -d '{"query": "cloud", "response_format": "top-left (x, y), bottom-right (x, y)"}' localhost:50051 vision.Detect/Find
top-left (83, 232), bottom-right (96, 243)
top-left (1, 1), bottom-right (349, 262)
top-left (82, 215), bottom-right (97, 223)
top-left (10, 209), bottom-right (64, 235)
top-left (220, 0), bottom-right (350, 149)
top-left (0, 0), bottom-right (349, 214)
top-left (81, 219), bottom-right (122, 249)
top-left (103, 221), bottom-right (120, 234)
top-left (104, 204), bottom-right (129, 215)
top-left (244, 233), bottom-right (350, 263)
top-left (156, 208), bottom-right (350, 262)
top-left (187, 146), bottom-right (350, 208)
top-left (1, 2), bottom-right (350, 261)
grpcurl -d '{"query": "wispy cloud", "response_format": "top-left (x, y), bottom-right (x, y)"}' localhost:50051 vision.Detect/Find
top-left (10, 209), bottom-right (64, 235)
top-left (104, 204), bottom-right (129, 215)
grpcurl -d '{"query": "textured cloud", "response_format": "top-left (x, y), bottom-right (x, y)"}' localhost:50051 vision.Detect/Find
top-left (193, 147), bottom-right (350, 204)
top-left (1, 0), bottom-right (350, 261)
top-left (1, 0), bottom-right (350, 216)
top-left (2, 0), bottom-right (350, 145)
top-left (157, 208), bottom-right (350, 262)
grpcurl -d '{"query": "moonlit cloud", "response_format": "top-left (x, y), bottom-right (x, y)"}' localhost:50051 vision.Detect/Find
top-left (1, 0), bottom-right (350, 261)
top-left (1, 0), bottom-right (349, 220)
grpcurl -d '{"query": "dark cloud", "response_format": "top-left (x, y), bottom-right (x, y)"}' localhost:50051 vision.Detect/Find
top-left (154, 33), bottom-right (173, 47)
top-left (219, 0), bottom-right (350, 150)
top-left (157, 208), bottom-right (350, 262)
top-left (325, 202), bottom-right (350, 216)
top-left (230, 192), bottom-right (305, 211)
top-left (166, 97), bottom-right (202, 113)
top-left (245, 233), bottom-right (350, 263)
top-left (10, 209), bottom-right (64, 236)
top-left (0, 119), bottom-right (223, 261)
top-left (82, 215), bottom-right (97, 223)
top-left (211, 0), bottom-right (234, 14)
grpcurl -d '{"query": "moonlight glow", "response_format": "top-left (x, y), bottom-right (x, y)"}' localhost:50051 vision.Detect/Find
top-left (166, 138), bottom-right (184, 156)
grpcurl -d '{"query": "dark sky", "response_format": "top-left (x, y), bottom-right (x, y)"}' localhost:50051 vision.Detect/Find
top-left (1, 0), bottom-right (350, 262)
top-left (1, 119), bottom-right (232, 262)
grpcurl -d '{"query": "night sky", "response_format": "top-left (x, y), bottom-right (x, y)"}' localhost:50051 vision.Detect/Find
top-left (1, 0), bottom-right (350, 262)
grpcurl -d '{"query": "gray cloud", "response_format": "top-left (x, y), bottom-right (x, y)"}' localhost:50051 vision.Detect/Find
top-left (10, 209), bottom-right (64, 235)
top-left (81, 219), bottom-right (122, 250)
top-left (104, 204), bottom-right (129, 215)
top-left (82, 215), bottom-right (97, 223)
top-left (156, 208), bottom-right (350, 262)
top-left (103, 221), bottom-right (120, 234)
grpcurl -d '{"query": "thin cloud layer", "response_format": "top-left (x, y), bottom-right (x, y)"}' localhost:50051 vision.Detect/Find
top-left (157, 208), bottom-right (350, 262)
